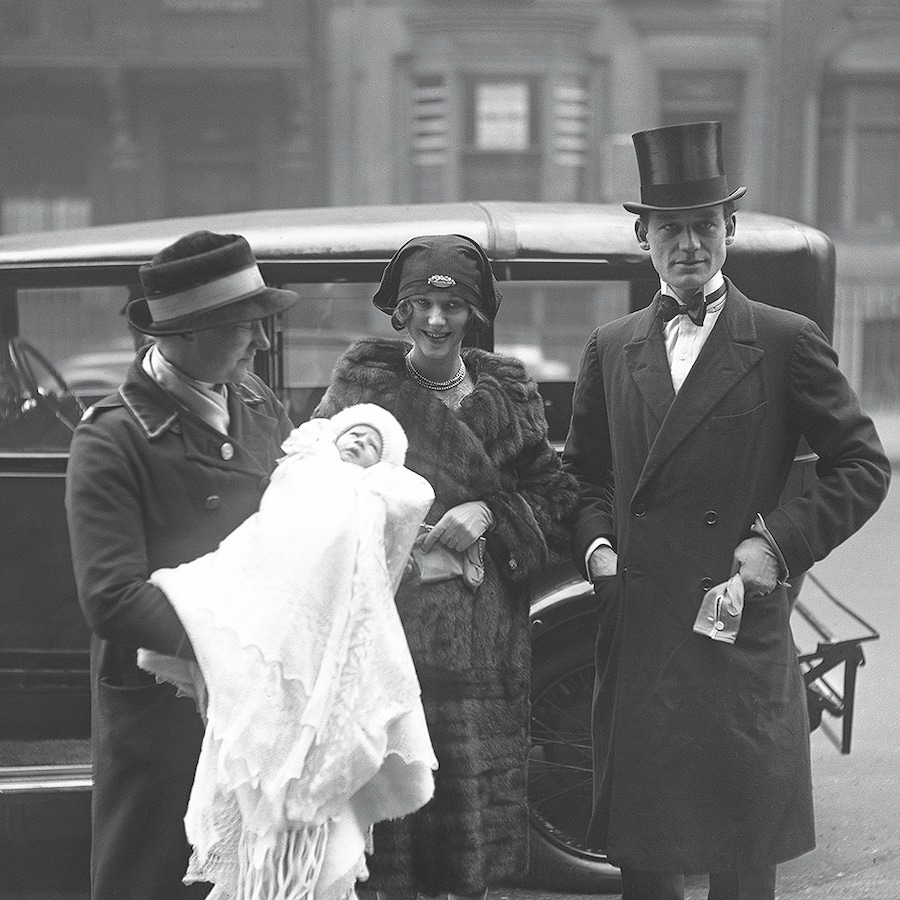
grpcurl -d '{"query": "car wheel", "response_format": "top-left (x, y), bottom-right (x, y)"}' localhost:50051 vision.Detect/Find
top-left (528, 616), bottom-right (621, 893)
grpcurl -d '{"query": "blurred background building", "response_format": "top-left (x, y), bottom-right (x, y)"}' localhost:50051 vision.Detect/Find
top-left (0, 0), bottom-right (897, 407)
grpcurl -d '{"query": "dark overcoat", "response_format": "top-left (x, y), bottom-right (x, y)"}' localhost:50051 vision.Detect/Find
top-left (562, 282), bottom-right (890, 874)
top-left (315, 338), bottom-right (579, 895)
top-left (65, 348), bottom-right (292, 900)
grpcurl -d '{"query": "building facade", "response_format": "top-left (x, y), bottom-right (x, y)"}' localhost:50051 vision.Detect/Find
top-left (0, 0), bottom-right (327, 231)
top-left (0, 0), bottom-right (897, 406)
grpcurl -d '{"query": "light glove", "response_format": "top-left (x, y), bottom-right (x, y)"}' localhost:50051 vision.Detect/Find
top-left (421, 500), bottom-right (494, 552)
top-left (588, 544), bottom-right (618, 579)
top-left (731, 536), bottom-right (780, 598)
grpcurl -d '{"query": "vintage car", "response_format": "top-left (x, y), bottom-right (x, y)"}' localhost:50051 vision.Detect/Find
top-left (0, 202), bottom-right (878, 893)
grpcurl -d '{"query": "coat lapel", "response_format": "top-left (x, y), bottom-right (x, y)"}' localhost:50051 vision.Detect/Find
top-left (633, 283), bottom-right (764, 496)
top-left (623, 296), bottom-right (675, 428)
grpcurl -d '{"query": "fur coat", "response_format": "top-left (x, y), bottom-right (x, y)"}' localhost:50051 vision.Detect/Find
top-left (314, 338), bottom-right (579, 895)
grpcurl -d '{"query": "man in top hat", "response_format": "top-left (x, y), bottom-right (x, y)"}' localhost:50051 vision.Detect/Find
top-left (65, 230), bottom-right (300, 900)
top-left (561, 122), bottom-right (890, 900)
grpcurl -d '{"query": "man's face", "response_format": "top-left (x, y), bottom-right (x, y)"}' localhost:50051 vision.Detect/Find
top-left (637, 206), bottom-right (735, 300)
top-left (179, 319), bottom-right (271, 384)
top-left (335, 424), bottom-right (383, 468)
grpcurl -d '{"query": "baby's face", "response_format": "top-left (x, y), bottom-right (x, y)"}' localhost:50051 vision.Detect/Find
top-left (335, 424), bottom-right (383, 468)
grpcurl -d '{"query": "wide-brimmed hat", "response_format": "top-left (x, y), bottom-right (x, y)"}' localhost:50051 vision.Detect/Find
top-left (623, 121), bottom-right (746, 214)
top-left (373, 234), bottom-right (501, 322)
top-left (126, 230), bottom-right (300, 336)
top-left (329, 403), bottom-right (408, 467)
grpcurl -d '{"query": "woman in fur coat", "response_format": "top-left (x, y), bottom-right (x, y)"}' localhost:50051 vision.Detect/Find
top-left (314, 234), bottom-right (580, 900)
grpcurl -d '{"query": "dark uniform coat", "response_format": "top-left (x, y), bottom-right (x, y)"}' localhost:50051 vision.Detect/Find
top-left (562, 282), bottom-right (890, 874)
top-left (315, 339), bottom-right (579, 895)
top-left (65, 348), bottom-right (292, 900)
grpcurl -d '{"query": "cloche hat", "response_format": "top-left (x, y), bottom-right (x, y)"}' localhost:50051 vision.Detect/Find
top-left (126, 230), bottom-right (300, 336)
top-left (373, 234), bottom-right (501, 322)
top-left (623, 121), bottom-right (746, 214)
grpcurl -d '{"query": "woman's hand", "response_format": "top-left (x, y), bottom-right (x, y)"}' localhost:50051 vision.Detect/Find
top-left (421, 501), bottom-right (494, 552)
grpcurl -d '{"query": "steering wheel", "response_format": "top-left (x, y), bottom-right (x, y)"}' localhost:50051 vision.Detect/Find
top-left (7, 337), bottom-right (86, 432)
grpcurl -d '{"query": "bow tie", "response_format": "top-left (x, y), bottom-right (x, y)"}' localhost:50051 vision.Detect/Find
top-left (657, 283), bottom-right (727, 327)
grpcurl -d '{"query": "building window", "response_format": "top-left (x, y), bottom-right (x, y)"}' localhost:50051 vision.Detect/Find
top-left (461, 76), bottom-right (540, 201)
top-left (0, 114), bottom-right (92, 234)
top-left (659, 70), bottom-right (745, 189)
top-left (819, 79), bottom-right (900, 232)
top-left (1, 196), bottom-right (91, 234)
top-left (160, 85), bottom-right (264, 217)
top-left (410, 74), bottom-right (449, 203)
top-left (552, 79), bottom-right (589, 169)
top-left (473, 81), bottom-right (531, 151)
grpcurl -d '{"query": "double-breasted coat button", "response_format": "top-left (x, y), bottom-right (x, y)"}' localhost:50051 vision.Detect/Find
top-left (508, 558), bottom-right (518, 571)
top-left (220, 442), bottom-right (234, 460)
top-left (705, 510), bottom-right (718, 525)
top-left (204, 495), bottom-right (221, 510)
top-left (633, 502), bottom-right (646, 517)
top-left (700, 577), bottom-right (714, 591)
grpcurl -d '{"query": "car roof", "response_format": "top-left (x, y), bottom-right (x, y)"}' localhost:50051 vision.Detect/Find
top-left (0, 201), bottom-right (835, 334)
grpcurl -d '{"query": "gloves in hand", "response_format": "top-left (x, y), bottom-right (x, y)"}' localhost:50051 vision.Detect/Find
top-left (588, 544), bottom-right (617, 579)
top-left (422, 501), bottom-right (494, 552)
top-left (731, 536), bottom-right (780, 598)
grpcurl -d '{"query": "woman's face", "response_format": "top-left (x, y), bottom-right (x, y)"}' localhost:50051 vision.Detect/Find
top-left (335, 424), bottom-right (383, 468)
top-left (406, 288), bottom-right (471, 363)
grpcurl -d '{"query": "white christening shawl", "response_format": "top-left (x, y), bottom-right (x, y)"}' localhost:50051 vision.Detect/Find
top-left (139, 419), bottom-right (437, 900)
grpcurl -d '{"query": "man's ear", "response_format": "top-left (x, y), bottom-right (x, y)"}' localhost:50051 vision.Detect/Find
top-left (635, 219), bottom-right (650, 250)
top-left (724, 214), bottom-right (737, 246)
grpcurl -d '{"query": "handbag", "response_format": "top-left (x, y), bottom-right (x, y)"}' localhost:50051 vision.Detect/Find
top-left (410, 525), bottom-right (486, 591)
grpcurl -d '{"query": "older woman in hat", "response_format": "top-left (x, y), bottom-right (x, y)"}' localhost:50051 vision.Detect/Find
top-left (314, 234), bottom-right (580, 900)
top-left (66, 230), bottom-right (300, 900)
top-left (137, 404), bottom-right (438, 900)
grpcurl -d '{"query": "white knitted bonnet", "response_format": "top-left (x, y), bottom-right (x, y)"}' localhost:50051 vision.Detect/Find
top-left (329, 403), bottom-right (409, 467)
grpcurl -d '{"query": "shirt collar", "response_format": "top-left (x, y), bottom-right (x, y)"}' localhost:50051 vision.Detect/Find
top-left (659, 270), bottom-right (725, 303)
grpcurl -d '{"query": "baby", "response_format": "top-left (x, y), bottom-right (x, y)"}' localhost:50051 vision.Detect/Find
top-left (335, 424), bottom-right (382, 468)
top-left (138, 405), bottom-right (436, 900)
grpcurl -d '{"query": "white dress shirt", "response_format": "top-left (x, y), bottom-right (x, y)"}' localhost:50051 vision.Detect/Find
top-left (661, 270), bottom-right (726, 394)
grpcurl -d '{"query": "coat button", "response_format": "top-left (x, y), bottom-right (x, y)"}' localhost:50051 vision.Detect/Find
top-left (700, 577), bottom-right (714, 591)
top-left (633, 502), bottom-right (646, 517)
top-left (705, 510), bottom-right (718, 525)
top-left (204, 495), bottom-right (221, 510)
top-left (220, 442), bottom-right (234, 460)
top-left (508, 558), bottom-right (518, 571)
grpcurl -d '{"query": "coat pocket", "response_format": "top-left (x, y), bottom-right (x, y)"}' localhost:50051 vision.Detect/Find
top-left (707, 400), bottom-right (768, 433)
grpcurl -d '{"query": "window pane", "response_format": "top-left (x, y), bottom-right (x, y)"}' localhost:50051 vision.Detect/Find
top-left (855, 128), bottom-right (900, 228)
top-left (15, 285), bottom-right (134, 404)
top-left (475, 82), bottom-right (531, 151)
top-left (494, 280), bottom-right (630, 380)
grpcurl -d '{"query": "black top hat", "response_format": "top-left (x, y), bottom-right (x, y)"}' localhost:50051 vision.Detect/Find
top-left (373, 234), bottom-right (501, 322)
top-left (125, 230), bottom-right (300, 336)
top-left (623, 121), bottom-right (746, 214)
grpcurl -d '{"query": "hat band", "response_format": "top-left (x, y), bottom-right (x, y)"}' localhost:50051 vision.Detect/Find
top-left (641, 175), bottom-right (730, 209)
top-left (147, 264), bottom-right (266, 323)
top-left (396, 278), bottom-right (482, 310)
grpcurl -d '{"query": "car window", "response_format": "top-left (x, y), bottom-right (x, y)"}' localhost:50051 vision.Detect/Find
top-left (276, 277), bottom-right (631, 434)
top-left (0, 284), bottom-right (135, 452)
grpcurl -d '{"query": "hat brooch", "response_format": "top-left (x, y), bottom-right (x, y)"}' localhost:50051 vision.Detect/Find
top-left (427, 274), bottom-right (456, 288)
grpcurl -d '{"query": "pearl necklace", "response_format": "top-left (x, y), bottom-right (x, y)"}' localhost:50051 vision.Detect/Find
top-left (405, 353), bottom-right (466, 391)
